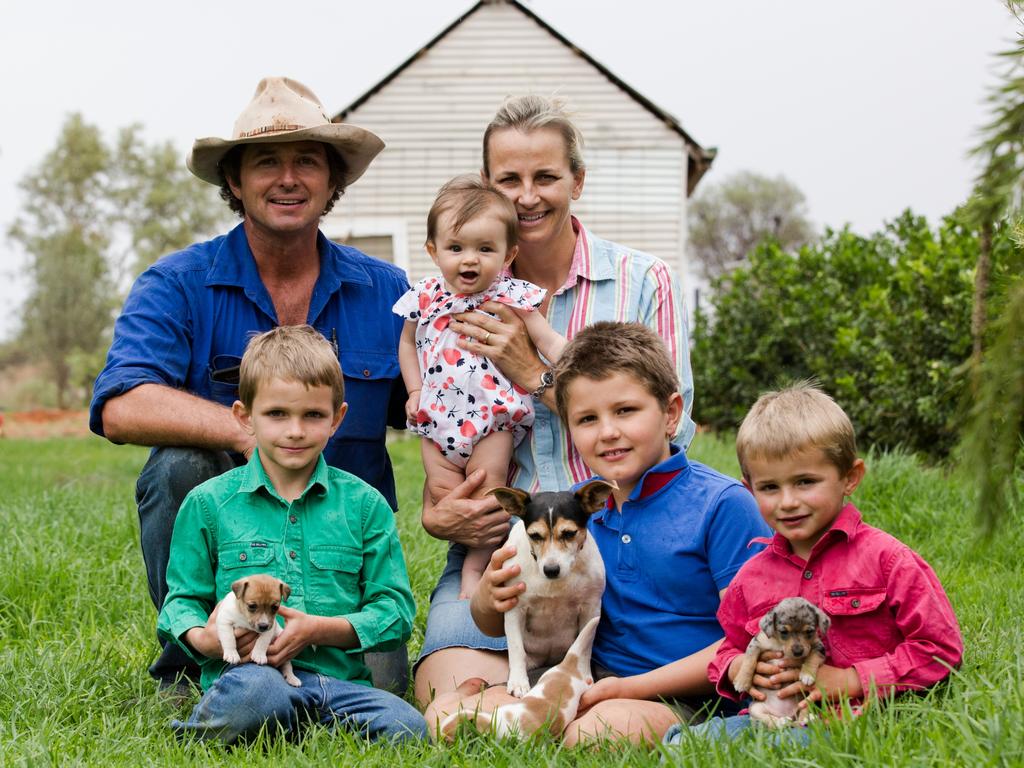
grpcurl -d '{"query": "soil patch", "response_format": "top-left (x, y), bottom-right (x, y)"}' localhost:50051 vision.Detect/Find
top-left (0, 409), bottom-right (91, 439)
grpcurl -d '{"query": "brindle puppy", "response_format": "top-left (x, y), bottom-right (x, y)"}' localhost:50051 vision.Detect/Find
top-left (733, 596), bottom-right (830, 727)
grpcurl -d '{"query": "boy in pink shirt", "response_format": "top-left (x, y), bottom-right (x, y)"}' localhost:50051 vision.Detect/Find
top-left (666, 382), bottom-right (962, 742)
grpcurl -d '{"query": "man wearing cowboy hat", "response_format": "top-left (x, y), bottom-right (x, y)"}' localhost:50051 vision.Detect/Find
top-left (90, 78), bottom-right (411, 696)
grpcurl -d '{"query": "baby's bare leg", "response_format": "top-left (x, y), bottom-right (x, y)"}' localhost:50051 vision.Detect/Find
top-left (421, 439), bottom-right (466, 506)
top-left (459, 431), bottom-right (515, 599)
top-left (465, 430), bottom-right (515, 499)
top-left (460, 547), bottom-right (491, 600)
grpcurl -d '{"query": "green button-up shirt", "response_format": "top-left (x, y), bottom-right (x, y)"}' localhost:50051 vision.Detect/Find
top-left (157, 450), bottom-right (415, 691)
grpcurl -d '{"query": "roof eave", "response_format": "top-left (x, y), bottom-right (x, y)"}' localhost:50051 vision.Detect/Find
top-left (333, 0), bottom-right (717, 195)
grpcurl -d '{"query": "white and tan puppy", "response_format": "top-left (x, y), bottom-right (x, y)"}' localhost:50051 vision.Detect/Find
top-left (440, 616), bottom-right (600, 740)
top-left (489, 480), bottom-right (613, 697)
top-left (216, 573), bottom-right (301, 687)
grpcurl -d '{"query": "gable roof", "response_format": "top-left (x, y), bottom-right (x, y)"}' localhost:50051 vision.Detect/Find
top-left (334, 0), bottom-right (716, 194)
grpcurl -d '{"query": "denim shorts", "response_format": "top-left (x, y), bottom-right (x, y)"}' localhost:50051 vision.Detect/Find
top-left (415, 543), bottom-right (508, 672)
top-left (414, 544), bottom-right (741, 714)
top-left (415, 545), bottom-right (739, 719)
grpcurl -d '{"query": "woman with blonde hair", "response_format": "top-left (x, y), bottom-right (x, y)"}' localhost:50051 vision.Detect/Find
top-left (415, 95), bottom-right (697, 744)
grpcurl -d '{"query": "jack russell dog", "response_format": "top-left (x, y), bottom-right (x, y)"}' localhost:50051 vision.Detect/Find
top-left (217, 573), bottom-right (300, 687)
top-left (489, 480), bottom-right (613, 698)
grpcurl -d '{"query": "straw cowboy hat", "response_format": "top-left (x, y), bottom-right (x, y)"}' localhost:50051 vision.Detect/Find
top-left (187, 77), bottom-right (384, 188)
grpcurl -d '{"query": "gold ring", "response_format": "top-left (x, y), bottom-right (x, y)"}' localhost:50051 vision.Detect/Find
top-left (484, 331), bottom-right (491, 344)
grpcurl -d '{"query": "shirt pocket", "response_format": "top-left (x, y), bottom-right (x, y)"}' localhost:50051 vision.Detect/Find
top-left (307, 544), bottom-right (362, 615)
top-left (207, 354), bottom-right (242, 406)
top-left (216, 541), bottom-right (278, 597)
top-left (336, 350), bottom-right (400, 441)
top-left (821, 587), bottom-right (898, 664)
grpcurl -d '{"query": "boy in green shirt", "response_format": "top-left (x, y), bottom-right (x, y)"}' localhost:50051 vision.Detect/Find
top-left (157, 325), bottom-right (426, 743)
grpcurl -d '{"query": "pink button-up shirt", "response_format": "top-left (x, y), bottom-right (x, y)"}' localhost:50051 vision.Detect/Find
top-left (709, 503), bottom-right (962, 704)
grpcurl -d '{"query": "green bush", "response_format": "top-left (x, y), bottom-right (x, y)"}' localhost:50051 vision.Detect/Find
top-left (692, 211), bottom-right (1015, 459)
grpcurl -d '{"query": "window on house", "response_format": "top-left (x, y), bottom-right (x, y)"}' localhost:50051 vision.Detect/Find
top-left (324, 218), bottom-right (409, 272)
top-left (337, 235), bottom-right (395, 263)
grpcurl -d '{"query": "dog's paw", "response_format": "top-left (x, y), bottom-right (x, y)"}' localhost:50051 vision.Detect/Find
top-left (251, 651), bottom-right (268, 665)
top-left (284, 673), bottom-right (301, 687)
top-left (506, 674), bottom-right (530, 698)
top-left (800, 673), bottom-right (816, 687)
top-left (733, 674), bottom-right (752, 693)
top-left (223, 650), bottom-right (241, 665)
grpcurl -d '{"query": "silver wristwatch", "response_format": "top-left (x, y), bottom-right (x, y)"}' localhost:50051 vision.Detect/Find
top-left (530, 368), bottom-right (555, 398)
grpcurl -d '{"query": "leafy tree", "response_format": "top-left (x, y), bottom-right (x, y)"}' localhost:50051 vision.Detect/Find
top-left (111, 125), bottom-right (225, 276)
top-left (688, 170), bottom-right (816, 278)
top-left (7, 114), bottom-right (115, 408)
top-left (692, 211), bottom-right (1011, 460)
top-left (7, 115), bottom-right (226, 407)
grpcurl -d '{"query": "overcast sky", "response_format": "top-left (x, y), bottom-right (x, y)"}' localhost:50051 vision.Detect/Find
top-left (0, 0), bottom-right (1017, 340)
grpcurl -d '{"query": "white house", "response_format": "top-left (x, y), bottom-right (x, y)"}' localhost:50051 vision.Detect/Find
top-left (323, 0), bottom-right (715, 311)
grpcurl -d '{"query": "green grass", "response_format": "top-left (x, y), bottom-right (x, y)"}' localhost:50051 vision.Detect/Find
top-left (0, 433), bottom-right (1021, 766)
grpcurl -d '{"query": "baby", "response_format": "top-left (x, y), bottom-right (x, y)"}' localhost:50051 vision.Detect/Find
top-left (394, 175), bottom-right (564, 598)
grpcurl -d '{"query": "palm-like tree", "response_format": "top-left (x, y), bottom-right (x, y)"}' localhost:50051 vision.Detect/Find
top-left (960, 2), bottom-right (1024, 531)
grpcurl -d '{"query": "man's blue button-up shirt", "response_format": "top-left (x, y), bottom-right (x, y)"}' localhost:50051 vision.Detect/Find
top-left (90, 223), bottom-right (408, 508)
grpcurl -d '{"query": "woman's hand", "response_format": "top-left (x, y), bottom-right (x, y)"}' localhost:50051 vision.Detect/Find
top-left (421, 469), bottom-right (510, 548)
top-left (450, 302), bottom-right (547, 390)
top-left (469, 544), bottom-right (525, 636)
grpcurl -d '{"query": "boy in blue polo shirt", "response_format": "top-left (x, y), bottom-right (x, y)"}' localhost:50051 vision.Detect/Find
top-left (158, 325), bottom-right (426, 744)
top-left (454, 321), bottom-right (769, 745)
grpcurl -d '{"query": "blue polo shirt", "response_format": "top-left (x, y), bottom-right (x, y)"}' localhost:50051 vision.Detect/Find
top-left (587, 444), bottom-right (770, 677)
top-left (90, 223), bottom-right (408, 508)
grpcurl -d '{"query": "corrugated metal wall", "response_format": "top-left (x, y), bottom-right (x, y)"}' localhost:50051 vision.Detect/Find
top-left (324, 2), bottom-right (690, 285)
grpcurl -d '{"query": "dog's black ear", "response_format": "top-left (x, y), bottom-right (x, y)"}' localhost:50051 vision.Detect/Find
top-left (759, 609), bottom-right (776, 638)
top-left (488, 486), bottom-right (530, 516)
top-left (231, 577), bottom-right (248, 600)
top-left (575, 479), bottom-right (617, 515)
top-left (279, 580), bottom-right (291, 603)
top-left (814, 604), bottom-right (831, 634)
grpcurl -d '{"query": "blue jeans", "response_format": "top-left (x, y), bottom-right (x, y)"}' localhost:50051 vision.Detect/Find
top-left (138, 446), bottom-right (410, 693)
top-left (172, 665), bottom-right (427, 744)
top-left (138, 447), bottom-right (236, 686)
top-left (664, 714), bottom-right (812, 745)
top-left (414, 543), bottom-right (508, 673)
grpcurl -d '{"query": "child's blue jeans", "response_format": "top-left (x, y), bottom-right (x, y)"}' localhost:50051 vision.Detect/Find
top-left (172, 665), bottom-right (427, 744)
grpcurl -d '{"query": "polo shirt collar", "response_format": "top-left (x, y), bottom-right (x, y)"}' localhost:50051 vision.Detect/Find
top-left (591, 443), bottom-right (688, 523)
top-left (238, 448), bottom-right (330, 502)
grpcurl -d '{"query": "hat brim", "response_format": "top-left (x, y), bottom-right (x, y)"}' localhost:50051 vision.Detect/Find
top-left (187, 123), bottom-right (384, 188)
